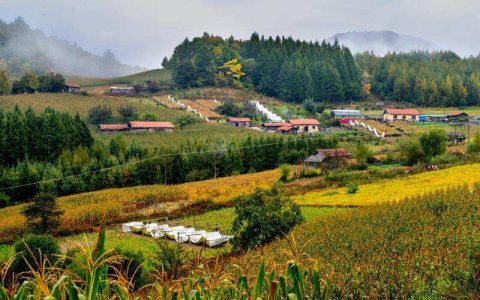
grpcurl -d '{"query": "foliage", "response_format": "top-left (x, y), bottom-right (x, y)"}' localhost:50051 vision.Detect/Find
top-left (175, 114), bottom-right (199, 129)
top-left (354, 141), bottom-right (372, 168)
top-left (0, 192), bottom-right (10, 208)
top-left (302, 98), bottom-right (325, 116)
top-left (154, 240), bottom-right (188, 279)
top-left (346, 182), bottom-right (359, 194)
top-left (397, 137), bottom-right (425, 165)
top-left (0, 106), bottom-right (93, 166)
top-left (168, 32), bottom-right (360, 103)
top-left (231, 187), bottom-right (304, 250)
top-left (112, 247), bottom-right (146, 289)
top-left (419, 129), bottom-right (447, 160)
top-left (467, 130), bottom-right (480, 154)
top-left (356, 51), bottom-right (480, 106)
top-left (117, 105), bottom-right (137, 121)
top-left (12, 234), bottom-right (60, 275)
top-left (22, 192), bottom-right (63, 234)
top-left (279, 164), bottom-right (292, 182)
top-left (215, 100), bottom-right (243, 117)
top-left (88, 104), bottom-right (112, 124)
top-left (0, 70), bottom-right (10, 95)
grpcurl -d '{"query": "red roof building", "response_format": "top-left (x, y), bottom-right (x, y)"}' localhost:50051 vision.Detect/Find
top-left (227, 117), bottom-right (252, 127)
top-left (288, 119), bottom-right (320, 134)
top-left (98, 124), bottom-right (129, 132)
top-left (383, 108), bottom-right (421, 122)
top-left (128, 121), bottom-right (175, 131)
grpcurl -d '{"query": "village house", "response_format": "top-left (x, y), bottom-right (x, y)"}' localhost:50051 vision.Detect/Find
top-left (276, 124), bottom-right (297, 134)
top-left (304, 148), bottom-right (352, 170)
top-left (288, 119), bottom-right (320, 134)
top-left (446, 112), bottom-right (469, 122)
top-left (110, 86), bottom-right (135, 96)
top-left (98, 124), bottom-right (129, 133)
top-left (383, 108), bottom-right (421, 122)
top-left (330, 109), bottom-right (362, 119)
top-left (227, 117), bottom-right (251, 127)
top-left (128, 121), bottom-right (175, 132)
top-left (261, 122), bottom-right (288, 132)
top-left (64, 81), bottom-right (81, 93)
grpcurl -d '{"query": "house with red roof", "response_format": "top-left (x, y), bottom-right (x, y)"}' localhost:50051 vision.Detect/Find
top-left (227, 117), bottom-right (251, 128)
top-left (288, 119), bottom-right (320, 134)
top-left (383, 108), bottom-right (421, 122)
top-left (128, 121), bottom-right (175, 132)
top-left (98, 124), bottom-right (129, 132)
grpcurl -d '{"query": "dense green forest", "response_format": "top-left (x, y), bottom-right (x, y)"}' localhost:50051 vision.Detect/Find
top-left (0, 107), bottom-right (338, 204)
top-left (165, 33), bottom-right (361, 103)
top-left (356, 51), bottom-right (480, 106)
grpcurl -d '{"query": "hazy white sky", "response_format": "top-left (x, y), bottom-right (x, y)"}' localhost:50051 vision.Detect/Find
top-left (1, 0), bottom-right (479, 68)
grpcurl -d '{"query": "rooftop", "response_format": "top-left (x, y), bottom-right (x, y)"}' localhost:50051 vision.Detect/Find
top-left (288, 118), bottom-right (320, 126)
top-left (128, 121), bottom-right (175, 129)
top-left (385, 108), bottom-right (421, 115)
top-left (228, 117), bottom-right (251, 122)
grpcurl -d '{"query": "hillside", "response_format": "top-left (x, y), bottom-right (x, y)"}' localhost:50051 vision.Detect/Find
top-left (0, 17), bottom-right (143, 78)
top-left (68, 68), bottom-right (172, 87)
top-left (330, 30), bottom-right (441, 55)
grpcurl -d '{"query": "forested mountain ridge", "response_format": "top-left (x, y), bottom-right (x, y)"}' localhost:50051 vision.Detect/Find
top-left (330, 31), bottom-right (441, 55)
top-left (165, 32), bottom-right (362, 104)
top-left (0, 17), bottom-right (143, 78)
top-left (356, 51), bottom-right (480, 106)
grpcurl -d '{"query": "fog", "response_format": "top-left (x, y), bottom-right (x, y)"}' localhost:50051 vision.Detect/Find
top-left (0, 0), bottom-right (479, 69)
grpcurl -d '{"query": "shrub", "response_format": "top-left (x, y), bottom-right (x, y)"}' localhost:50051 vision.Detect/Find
top-left (231, 187), bottom-right (304, 250)
top-left (467, 131), bottom-right (480, 154)
top-left (154, 240), bottom-right (188, 279)
top-left (398, 137), bottom-right (425, 165)
top-left (279, 164), bottom-right (292, 182)
top-left (22, 192), bottom-right (63, 234)
top-left (346, 182), bottom-right (359, 194)
top-left (12, 234), bottom-right (60, 274)
top-left (117, 105), bottom-right (137, 121)
top-left (113, 247), bottom-right (146, 289)
top-left (354, 141), bottom-right (372, 169)
top-left (88, 105), bottom-right (112, 124)
top-left (0, 192), bottom-right (10, 208)
top-left (420, 129), bottom-right (447, 160)
top-left (176, 114), bottom-right (200, 129)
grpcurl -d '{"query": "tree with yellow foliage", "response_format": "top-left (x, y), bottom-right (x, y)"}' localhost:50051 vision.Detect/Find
top-left (218, 58), bottom-right (245, 88)
top-left (360, 70), bottom-right (371, 99)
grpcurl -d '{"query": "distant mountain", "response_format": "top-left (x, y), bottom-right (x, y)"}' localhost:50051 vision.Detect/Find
top-left (329, 31), bottom-right (441, 55)
top-left (0, 17), bottom-right (144, 78)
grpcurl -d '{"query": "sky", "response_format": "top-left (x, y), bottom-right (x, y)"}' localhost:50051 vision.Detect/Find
top-left (1, 0), bottom-right (479, 69)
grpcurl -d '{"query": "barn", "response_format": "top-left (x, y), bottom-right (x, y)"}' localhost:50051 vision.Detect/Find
top-left (383, 108), bottom-right (421, 122)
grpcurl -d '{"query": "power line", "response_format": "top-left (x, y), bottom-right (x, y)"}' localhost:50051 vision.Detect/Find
top-left (0, 134), bottom-right (369, 192)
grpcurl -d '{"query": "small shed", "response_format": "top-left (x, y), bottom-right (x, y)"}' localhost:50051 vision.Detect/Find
top-left (228, 117), bottom-right (251, 127)
top-left (447, 112), bottom-right (469, 122)
top-left (304, 148), bottom-right (351, 169)
top-left (330, 109), bottom-right (362, 118)
top-left (64, 81), bottom-right (81, 93)
top-left (262, 122), bottom-right (289, 132)
top-left (128, 121), bottom-right (175, 132)
top-left (276, 125), bottom-right (297, 134)
top-left (110, 86), bottom-right (135, 96)
top-left (98, 124), bottom-right (129, 132)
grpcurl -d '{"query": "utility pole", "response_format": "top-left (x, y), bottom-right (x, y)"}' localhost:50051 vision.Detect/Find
top-left (213, 153), bottom-right (217, 179)
top-left (164, 157), bottom-right (167, 185)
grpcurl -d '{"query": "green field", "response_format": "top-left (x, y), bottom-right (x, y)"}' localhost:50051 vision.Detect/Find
top-left (67, 68), bottom-right (172, 87)
top-left (0, 93), bottom-right (264, 149)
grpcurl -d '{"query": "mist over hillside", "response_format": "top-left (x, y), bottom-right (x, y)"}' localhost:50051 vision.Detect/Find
top-left (0, 17), bottom-right (144, 78)
top-left (329, 31), bottom-right (441, 55)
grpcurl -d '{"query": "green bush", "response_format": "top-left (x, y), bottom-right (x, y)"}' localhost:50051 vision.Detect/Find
top-left (231, 187), bottom-right (304, 250)
top-left (113, 247), bottom-right (146, 289)
top-left (346, 182), bottom-right (359, 194)
top-left (279, 164), bottom-right (292, 182)
top-left (420, 129), bottom-right (447, 160)
top-left (12, 234), bottom-right (60, 274)
top-left (398, 137), bottom-right (425, 165)
top-left (88, 105), bottom-right (112, 124)
top-left (466, 131), bottom-right (480, 154)
top-left (176, 114), bottom-right (200, 129)
top-left (154, 240), bottom-right (188, 279)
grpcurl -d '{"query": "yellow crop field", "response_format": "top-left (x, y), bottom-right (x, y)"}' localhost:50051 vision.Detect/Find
top-left (294, 163), bottom-right (480, 206)
top-left (0, 169), bottom-right (280, 243)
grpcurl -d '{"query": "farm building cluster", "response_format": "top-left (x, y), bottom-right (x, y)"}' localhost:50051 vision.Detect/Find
top-left (261, 119), bottom-right (321, 134)
top-left (99, 121), bottom-right (175, 132)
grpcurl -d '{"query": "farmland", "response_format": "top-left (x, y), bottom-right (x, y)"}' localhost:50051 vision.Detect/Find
top-left (0, 169), bottom-right (280, 243)
top-left (67, 68), bottom-right (172, 87)
top-left (294, 163), bottom-right (480, 206)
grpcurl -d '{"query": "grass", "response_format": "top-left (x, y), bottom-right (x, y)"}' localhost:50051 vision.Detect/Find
top-left (220, 185), bottom-right (480, 298)
top-left (0, 169), bottom-right (280, 243)
top-left (0, 93), bottom-right (265, 150)
top-left (294, 163), bottom-right (480, 206)
top-left (67, 69), bottom-right (172, 87)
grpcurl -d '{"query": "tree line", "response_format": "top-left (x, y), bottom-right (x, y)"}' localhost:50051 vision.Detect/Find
top-left (0, 107), bottom-right (93, 166)
top-left (0, 71), bottom-right (68, 95)
top-left (356, 51), bottom-right (480, 106)
top-left (0, 111), bottom-right (338, 205)
top-left (165, 32), bottom-right (361, 104)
